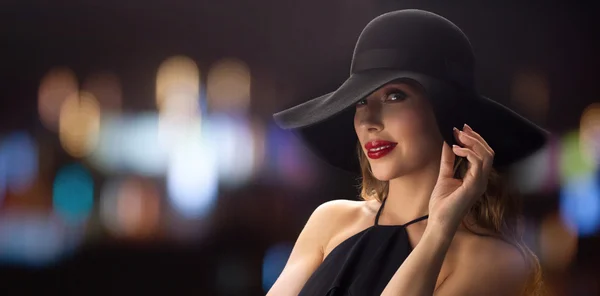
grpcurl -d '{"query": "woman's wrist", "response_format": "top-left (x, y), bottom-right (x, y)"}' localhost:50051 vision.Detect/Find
top-left (423, 219), bottom-right (458, 246)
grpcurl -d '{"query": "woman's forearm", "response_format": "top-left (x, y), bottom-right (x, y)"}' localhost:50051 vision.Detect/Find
top-left (381, 224), bottom-right (455, 296)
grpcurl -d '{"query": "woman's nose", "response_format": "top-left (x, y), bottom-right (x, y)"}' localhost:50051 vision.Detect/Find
top-left (358, 107), bottom-right (384, 131)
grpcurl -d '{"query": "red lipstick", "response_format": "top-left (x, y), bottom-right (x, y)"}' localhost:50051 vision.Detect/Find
top-left (364, 140), bottom-right (397, 159)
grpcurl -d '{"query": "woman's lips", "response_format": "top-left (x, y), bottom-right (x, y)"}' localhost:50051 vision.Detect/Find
top-left (365, 141), bottom-right (397, 159)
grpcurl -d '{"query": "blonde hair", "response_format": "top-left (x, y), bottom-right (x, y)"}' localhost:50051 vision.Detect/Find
top-left (355, 143), bottom-right (545, 295)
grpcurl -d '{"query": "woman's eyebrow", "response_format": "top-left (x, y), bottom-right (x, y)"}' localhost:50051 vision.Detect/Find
top-left (382, 84), bottom-right (409, 91)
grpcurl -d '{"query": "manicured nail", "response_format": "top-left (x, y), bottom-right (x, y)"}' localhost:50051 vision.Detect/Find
top-left (463, 123), bottom-right (473, 131)
top-left (452, 144), bottom-right (459, 149)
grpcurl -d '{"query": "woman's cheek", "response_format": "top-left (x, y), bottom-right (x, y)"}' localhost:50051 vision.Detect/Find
top-left (389, 110), bottom-right (424, 138)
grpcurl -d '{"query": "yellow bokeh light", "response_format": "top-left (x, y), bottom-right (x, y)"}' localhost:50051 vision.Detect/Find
top-left (38, 67), bottom-right (79, 132)
top-left (580, 103), bottom-right (600, 164)
top-left (82, 72), bottom-right (123, 113)
top-left (207, 58), bottom-right (251, 113)
top-left (58, 92), bottom-right (101, 158)
top-left (156, 55), bottom-right (200, 112)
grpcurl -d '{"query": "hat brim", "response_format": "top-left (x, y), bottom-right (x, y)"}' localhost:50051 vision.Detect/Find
top-left (273, 69), bottom-right (549, 174)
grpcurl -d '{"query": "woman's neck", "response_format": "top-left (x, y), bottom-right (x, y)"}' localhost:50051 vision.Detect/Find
top-left (382, 160), bottom-right (440, 224)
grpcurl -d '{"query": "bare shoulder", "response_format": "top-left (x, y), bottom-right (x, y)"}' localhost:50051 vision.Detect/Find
top-left (309, 199), bottom-right (373, 231)
top-left (313, 198), bottom-right (372, 218)
top-left (458, 232), bottom-right (528, 274)
top-left (266, 199), bottom-right (372, 295)
top-left (308, 199), bottom-right (377, 249)
top-left (440, 230), bottom-right (530, 295)
top-left (313, 198), bottom-right (363, 214)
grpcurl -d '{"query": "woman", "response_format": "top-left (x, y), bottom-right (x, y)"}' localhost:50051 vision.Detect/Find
top-left (269, 9), bottom-right (548, 296)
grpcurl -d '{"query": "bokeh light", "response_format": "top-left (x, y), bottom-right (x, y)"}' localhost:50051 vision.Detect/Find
top-left (122, 113), bottom-right (169, 176)
top-left (580, 102), bottom-right (600, 165)
top-left (0, 154), bottom-right (5, 204)
top-left (157, 110), bottom-right (203, 156)
top-left (38, 67), bottom-right (79, 132)
top-left (250, 117), bottom-right (267, 176)
top-left (509, 142), bottom-right (556, 194)
top-left (560, 172), bottom-right (600, 236)
top-left (167, 132), bottom-right (218, 219)
top-left (266, 124), bottom-right (318, 189)
top-left (156, 55), bottom-right (203, 159)
top-left (207, 58), bottom-right (251, 114)
top-left (203, 114), bottom-right (257, 188)
top-left (262, 242), bottom-right (293, 292)
top-left (0, 132), bottom-right (38, 195)
top-left (160, 90), bottom-right (201, 119)
top-left (156, 55), bottom-right (200, 114)
top-left (90, 113), bottom-right (169, 176)
top-left (82, 72), bottom-right (123, 112)
top-left (53, 163), bottom-right (94, 224)
top-left (539, 212), bottom-right (578, 271)
top-left (58, 91), bottom-right (101, 158)
top-left (88, 113), bottom-right (127, 173)
top-left (0, 211), bottom-right (79, 266)
top-left (560, 131), bottom-right (596, 182)
top-left (510, 68), bottom-right (550, 123)
top-left (100, 177), bottom-right (161, 239)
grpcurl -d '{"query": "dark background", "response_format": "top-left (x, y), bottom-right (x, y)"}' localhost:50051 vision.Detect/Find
top-left (0, 0), bottom-right (599, 295)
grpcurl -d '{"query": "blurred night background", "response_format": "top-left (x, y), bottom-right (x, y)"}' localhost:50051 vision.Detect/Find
top-left (0, 0), bottom-right (599, 295)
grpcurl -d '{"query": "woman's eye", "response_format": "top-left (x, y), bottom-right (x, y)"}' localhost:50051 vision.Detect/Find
top-left (386, 91), bottom-right (407, 102)
top-left (356, 90), bottom-right (406, 107)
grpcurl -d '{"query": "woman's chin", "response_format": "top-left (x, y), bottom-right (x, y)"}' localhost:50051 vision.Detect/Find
top-left (371, 168), bottom-right (400, 181)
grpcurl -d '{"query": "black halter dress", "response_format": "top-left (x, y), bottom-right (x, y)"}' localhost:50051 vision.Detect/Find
top-left (298, 198), bottom-right (429, 295)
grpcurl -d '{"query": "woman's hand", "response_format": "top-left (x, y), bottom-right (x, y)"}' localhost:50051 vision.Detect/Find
top-left (428, 124), bottom-right (495, 233)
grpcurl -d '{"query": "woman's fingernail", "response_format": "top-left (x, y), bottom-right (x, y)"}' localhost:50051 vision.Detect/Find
top-left (463, 123), bottom-right (472, 131)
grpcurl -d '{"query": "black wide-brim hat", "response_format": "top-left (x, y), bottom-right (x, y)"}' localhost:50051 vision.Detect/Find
top-left (273, 9), bottom-right (549, 175)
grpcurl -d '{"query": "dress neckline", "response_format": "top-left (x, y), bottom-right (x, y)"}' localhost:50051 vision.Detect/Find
top-left (320, 199), bottom-right (429, 264)
top-left (374, 197), bottom-right (429, 227)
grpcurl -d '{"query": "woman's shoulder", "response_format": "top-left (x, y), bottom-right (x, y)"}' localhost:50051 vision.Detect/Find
top-left (310, 198), bottom-right (379, 227)
top-left (433, 230), bottom-right (534, 295)
top-left (313, 198), bottom-right (374, 215)
top-left (303, 199), bottom-right (377, 242)
top-left (303, 199), bottom-right (367, 233)
top-left (451, 229), bottom-right (530, 287)
top-left (308, 199), bottom-right (381, 257)
top-left (456, 229), bottom-right (526, 265)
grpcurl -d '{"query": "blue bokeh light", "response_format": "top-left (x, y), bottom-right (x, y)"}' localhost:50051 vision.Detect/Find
top-left (0, 131), bottom-right (38, 194)
top-left (560, 172), bottom-right (600, 236)
top-left (265, 123), bottom-right (317, 189)
top-left (262, 242), bottom-right (293, 292)
top-left (203, 114), bottom-right (255, 187)
top-left (0, 153), bottom-right (6, 204)
top-left (52, 163), bottom-right (95, 224)
top-left (90, 113), bottom-right (169, 176)
top-left (89, 113), bottom-right (128, 173)
top-left (0, 212), bottom-right (80, 267)
top-left (167, 134), bottom-right (218, 219)
top-left (123, 113), bottom-right (169, 176)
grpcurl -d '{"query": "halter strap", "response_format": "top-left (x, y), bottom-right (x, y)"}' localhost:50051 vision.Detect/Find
top-left (402, 214), bottom-right (430, 227)
top-left (374, 197), bottom-right (429, 227)
top-left (374, 197), bottom-right (388, 226)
